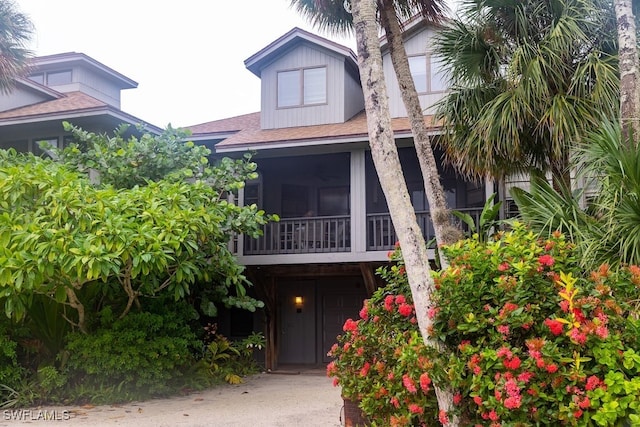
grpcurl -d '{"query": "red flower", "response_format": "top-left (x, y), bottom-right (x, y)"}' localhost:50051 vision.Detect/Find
top-left (574, 409), bottom-right (583, 419)
top-left (359, 305), bottom-right (368, 320)
top-left (403, 374), bottom-right (417, 393)
top-left (438, 410), bottom-right (449, 425)
top-left (544, 318), bottom-right (564, 335)
top-left (395, 294), bottom-right (406, 305)
top-left (497, 262), bottom-right (510, 271)
top-left (390, 397), bottom-right (400, 408)
top-left (546, 363), bottom-right (558, 373)
top-left (497, 325), bottom-right (510, 336)
top-left (569, 328), bottom-right (587, 345)
top-left (585, 375), bottom-right (601, 391)
top-left (343, 318), bottom-right (358, 332)
top-left (538, 254), bottom-right (555, 266)
top-left (409, 403), bottom-right (424, 414)
top-left (419, 372), bottom-right (432, 392)
top-left (504, 395), bottom-right (522, 409)
top-left (488, 410), bottom-right (499, 421)
top-left (453, 393), bottom-right (462, 405)
top-left (359, 362), bottom-right (371, 377)
top-left (384, 295), bottom-right (395, 312)
top-left (473, 396), bottom-right (483, 406)
top-left (504, 356), bottom-right (522, 370)
top-left (517, 371), bottom-right (534, 383)
top-left (398, 303), bottom-right (413, 317)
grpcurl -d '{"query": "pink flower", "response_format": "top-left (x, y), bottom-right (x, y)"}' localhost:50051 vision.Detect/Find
top-left (384, 295), bottom-right (395, 311)
top-left (409, 403), bottom-right (424, 414)
top-left (544, 318), bottom-right (564, 335)
top-left (390, 397), bottom-right (400, 408)
top-left (497, 325), bottom-right (510, 336)
top-left (517, 371), bottom-right (534, 383)
top-left (585, 375), bottom-right (601, 391)
top-left (538, 254), bottom-right (555, 266)
top-left (546, 364), bottom-right (558, 373)
top-left (488, 410), bottom-right (499, 421)
top-left (473, 396), bottom-right (483, 406)
top-left (497, 346), bottom-right (512, 358)
top-left (453, 393), bottom-right (462, 405)
top-left (560, 300), bottom-right (570, 312)
top-left (343, 318), bottom-right (358, 332)
top-left (428, 307), bottom-right (440, 319)
top-left (419, 372), bottom-right (432, 392)
top-left (498, 262), bottom-right (510, 271)
top-left (569, 328), bottom-right (587, 345)
top-left (438, 410), bottom-right (449, 425)
top-left (395, 294), bottom-right (406, 305)
top-left (359, 305), bottom-right (368, 320)
top-left (403, 374), bottom-right (417, 393)
top-left (595, 325), bottom-right (609, 339)
top-left (504, 395), bottom-right (522, 409)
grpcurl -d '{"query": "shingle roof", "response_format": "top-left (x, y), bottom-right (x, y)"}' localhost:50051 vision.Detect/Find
top-left (190, 111), bottom-right (442, 152)
top-left (0, 91), bottom-right (108, 120)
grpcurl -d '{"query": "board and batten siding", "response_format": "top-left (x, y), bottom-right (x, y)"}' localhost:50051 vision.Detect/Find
top-left (260, 43), bottom-right (350, 130)
top-left (344, 68), bottom-right (365, 120)
top-left (0, 86), bottom-right (48, 112)
top-left (57, 66), bottom-right (123, 108)
top-left (383, 27), bottom-right (447, 118)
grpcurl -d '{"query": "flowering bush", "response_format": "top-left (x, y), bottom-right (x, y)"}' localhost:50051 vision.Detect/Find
top-left (328, 223), bottom-right (640, 426)
top-left (327, 250), bottom-right (440, 425)
top-left (431, 222), bottom-right (640, 426)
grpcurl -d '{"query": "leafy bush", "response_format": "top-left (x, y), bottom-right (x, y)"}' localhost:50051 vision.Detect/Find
top-left (328, 223), bottom-right (640, 426)
top-left (65, 305), bottom-right (200, 400)
top-left (0, 321), bottom-right (24, 404)
top-left (327, 256), bottom-right (439, 425)
top-left (431, 222), bottom-right (640, 425)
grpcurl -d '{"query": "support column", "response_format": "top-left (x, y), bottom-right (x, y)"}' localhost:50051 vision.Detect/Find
top-left (350, 149), bottom-right (367, 253)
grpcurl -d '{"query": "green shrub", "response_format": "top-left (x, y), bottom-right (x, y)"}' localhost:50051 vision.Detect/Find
top-left (0, 321), bottom-right (24, 404)
top-left (328, 223), bottom-right (640, 426)
top-left (65, 306), bottom-right (200, 400)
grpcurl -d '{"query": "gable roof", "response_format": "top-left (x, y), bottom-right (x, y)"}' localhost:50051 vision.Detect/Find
top-left (30, 52), bottom-right (138, 90)
top-left (190, 110), bottom-right (441, 153)
top-left (244, 27), bottom-right (359, 79)
top-left (0, 90), bottom-right (161, 132)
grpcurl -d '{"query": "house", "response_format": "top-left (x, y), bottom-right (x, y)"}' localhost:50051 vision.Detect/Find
top-left (0, 52), bottom-right (161, 152)
top-left (186, 24), bottom-right (492, 370)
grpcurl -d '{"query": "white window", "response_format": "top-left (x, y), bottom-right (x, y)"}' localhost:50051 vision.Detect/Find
top-left (408, 54), bottom-right (446, 93)
top-left (277, 66), bottom-right (327, 108)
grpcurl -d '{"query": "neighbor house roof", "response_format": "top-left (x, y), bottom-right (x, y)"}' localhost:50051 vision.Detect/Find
top-left (0, 90), bottom-right (161, 133)
top-left (190, 111), bottom-right (442, 153)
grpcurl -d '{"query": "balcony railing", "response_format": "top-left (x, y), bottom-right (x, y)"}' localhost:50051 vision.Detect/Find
top-left (244, 215), bottom-right (350, 255)
top-left (366, 208), bottom-right (484, 251)
top-left (242, 208), bottom-right (485, 255)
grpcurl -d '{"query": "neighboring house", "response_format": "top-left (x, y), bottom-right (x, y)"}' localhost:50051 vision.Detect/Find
top-left (0, 52), bottom-right (161, 152)
top-left (187, 25), bottom-right (493, 369)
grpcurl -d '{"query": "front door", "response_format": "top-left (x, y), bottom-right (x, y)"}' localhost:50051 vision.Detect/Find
top-left (278, 281), bottom-right (316, 365)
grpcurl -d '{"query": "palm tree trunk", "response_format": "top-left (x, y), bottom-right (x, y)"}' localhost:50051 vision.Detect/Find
top-left (378, 0), bottom-right (461, 267)
top-left (614, 0), bottom-right (640, 144)
top-left (352, 0), bottom-right (456, 423)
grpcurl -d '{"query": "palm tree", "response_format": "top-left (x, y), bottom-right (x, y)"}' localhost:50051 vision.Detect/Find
top-left (614, 0), bottom-right (640, 143)
top-left (349, 0), bottom-right (458, 421)
top-left (0, 0), bottom-right (34, 94)
top-left (291, 0), bottom-right (462, 262)
top-left (434, 0), bottom-right (619, 190)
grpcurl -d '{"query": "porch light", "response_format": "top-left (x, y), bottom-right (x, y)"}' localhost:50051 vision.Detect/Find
top-left (294, 296), bottom-right (303, 307)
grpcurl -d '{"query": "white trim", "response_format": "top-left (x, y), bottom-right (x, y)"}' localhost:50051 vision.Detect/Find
top-left (351, 149), bottom-right (367, 253)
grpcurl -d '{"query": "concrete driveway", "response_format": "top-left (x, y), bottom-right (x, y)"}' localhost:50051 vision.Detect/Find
top-left (0, 368), bottom-right (344, 427)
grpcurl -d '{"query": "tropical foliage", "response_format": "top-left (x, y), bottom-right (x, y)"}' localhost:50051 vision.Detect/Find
top-left (328, 224), bottom-right (640, 426)
top-left (512, 120), bottom-right (640, 269)
top-left (434, 0), bottom-right (619, 188)
top-left (0, 0), bottom-right (33, 93)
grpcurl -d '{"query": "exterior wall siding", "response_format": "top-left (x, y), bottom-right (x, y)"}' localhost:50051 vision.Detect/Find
top-left (383, 27), bottom-right (447, 118)
top-left (343, 69), bottom-right (364, 120)
top-left (0, 87), bottom-right (48, 112)
top-left (260, 43), bottom-right (347, 129)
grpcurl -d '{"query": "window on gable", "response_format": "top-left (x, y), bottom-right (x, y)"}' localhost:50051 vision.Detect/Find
top-left (277, 66), bottom-right (327, 108)
top-left (408, 54), bottom-right (447, 93)
top-left (46, 70), bottom-right (72, 86)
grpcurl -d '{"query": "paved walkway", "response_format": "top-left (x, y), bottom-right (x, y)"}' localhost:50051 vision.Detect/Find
top-left (0, 368), bottom-right (344, 427)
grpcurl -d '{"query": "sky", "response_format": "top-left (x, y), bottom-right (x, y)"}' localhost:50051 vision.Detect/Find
top-left (16, 0), bottom-right (358, 128)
